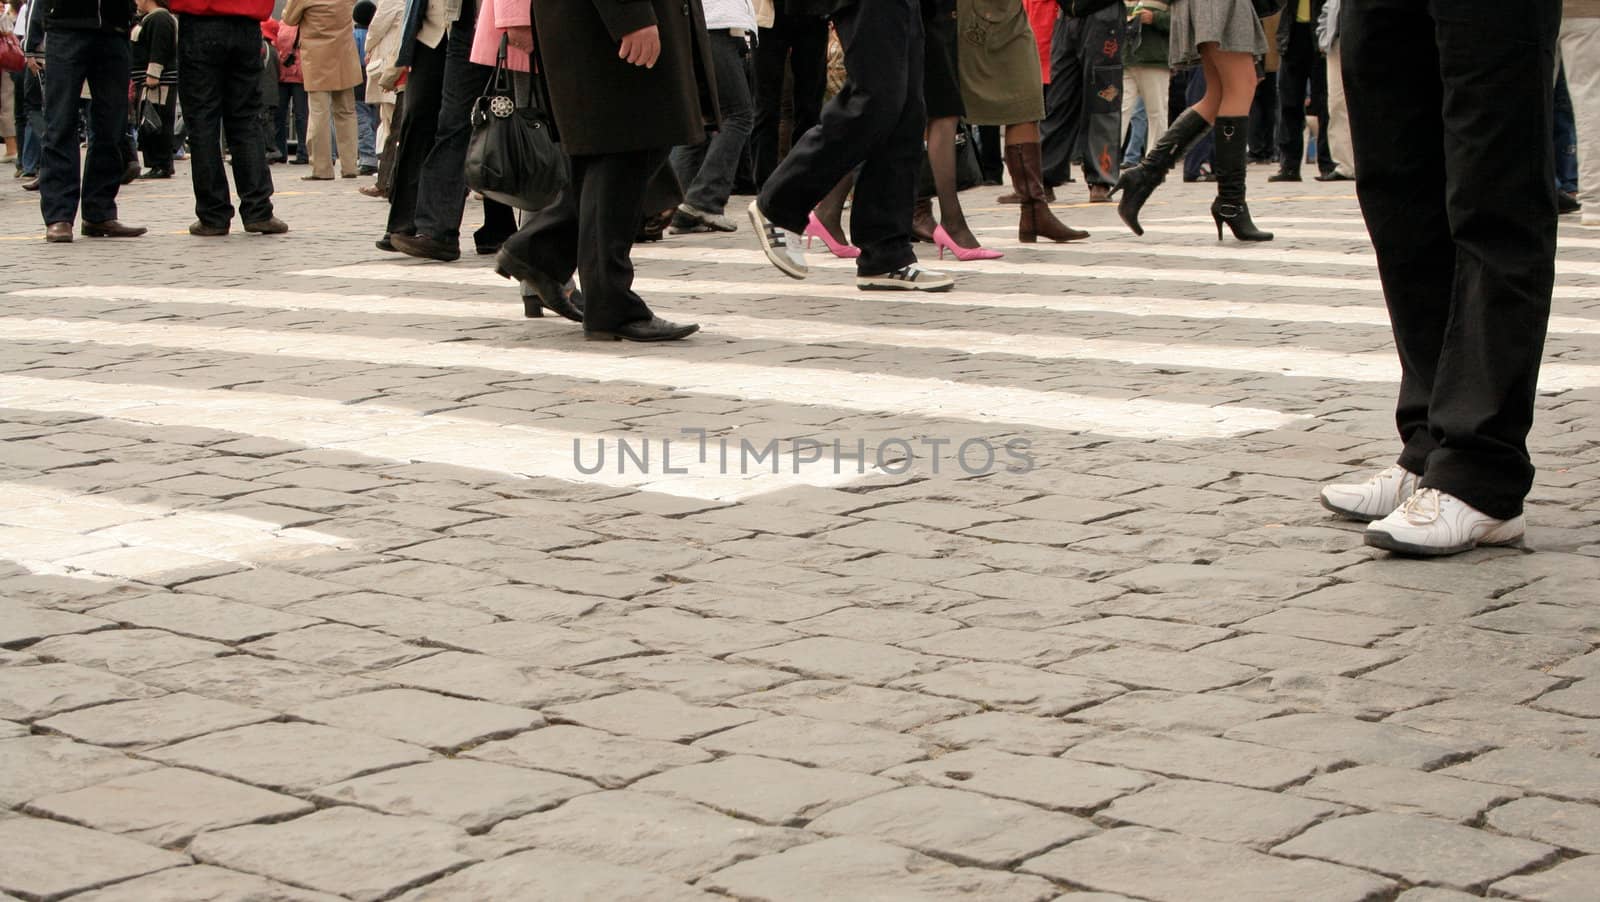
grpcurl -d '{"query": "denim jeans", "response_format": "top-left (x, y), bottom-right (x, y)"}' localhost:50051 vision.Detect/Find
top-left (1554, 63), bottom-right (1578, 194)
top-left (18, 68), bottom-right (44, 175)
top-left (40, 28), bottom-right (129, 225)
top-left (411, 0), bottom-right (489, 242)
top-left (355, 99), bottom-right (378, 168)
top-left (1183, 67), bottom-right (1214, 180)
top-left (671, 31), bottom-right (754, 216)
top-left (1123, 97), bottom-right (1147, 166)
top-left (275, 82), bottom-right (309, 160)
top-left (179, 14), bottom-right (276, 226)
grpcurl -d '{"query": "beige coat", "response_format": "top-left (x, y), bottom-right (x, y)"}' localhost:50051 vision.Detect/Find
top-left (284, 0), bottom-right (363, 93)
top-left (364, 0), bottom-right (405, 103)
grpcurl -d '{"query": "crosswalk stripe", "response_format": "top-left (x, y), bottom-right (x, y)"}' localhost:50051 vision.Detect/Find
top-left (0, 317), bottom-right (1302, 439)
top-left (18, 285), bottom-right (1599, 390)
top-left (271, 266), bottom-right (1600, 335)
top-left (0, 374), bottom-right (875, 502)
top-left (628, 246), bottom-right (1599, 299)
top-left (1136, 217), bottom-right (1600, 250)
top-left (0, 481), bottom-right (349, 580)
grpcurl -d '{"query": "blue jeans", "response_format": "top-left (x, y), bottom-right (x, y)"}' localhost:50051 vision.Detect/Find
top-left (1123, 97), bottom-right (1147, 167)
top-left (1555, 63), bottom-right (1578, 194)
top-left (40, 29), bottom-right (129, 225)
top-left (179, 14), bottom-right (276, 226)
top-left (1183, 68), bottom-right (1214, 180)
top-left (671, 31), bottom-right (755, 215)
top-left (355, 100), bottom-right (378, 168)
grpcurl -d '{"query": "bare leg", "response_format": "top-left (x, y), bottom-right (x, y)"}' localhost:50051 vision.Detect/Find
top-left (1196, 45), bottom-right (1258, 117)
top-left (927, 115), bottom-right (978, 246)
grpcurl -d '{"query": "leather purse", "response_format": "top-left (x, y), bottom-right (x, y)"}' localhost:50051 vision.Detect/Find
top-left (465, 34), bottom-right (569, 212)
top-left (0, 32), bottom-right (24, 73)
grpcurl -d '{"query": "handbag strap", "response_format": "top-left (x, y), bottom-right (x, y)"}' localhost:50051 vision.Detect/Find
top-left (486, 33), bottom-right (513, 97)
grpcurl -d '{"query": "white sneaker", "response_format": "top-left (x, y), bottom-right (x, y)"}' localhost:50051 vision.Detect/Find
top-left (1364, 488), bottom-right (1525, 557)
top-left (749, 200), bottom-right (808, 279)
top-left (857, 263), bottom-right (955, 292)
top-left (1320, 464), bottom-right (1421, 522)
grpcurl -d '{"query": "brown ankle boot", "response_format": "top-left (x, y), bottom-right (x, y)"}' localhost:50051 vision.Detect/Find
top-left (1007, 142), bottom-right (1089, 243)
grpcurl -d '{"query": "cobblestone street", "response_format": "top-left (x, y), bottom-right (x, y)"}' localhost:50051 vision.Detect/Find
top-left (2, 166), bottom-right (1599, 901)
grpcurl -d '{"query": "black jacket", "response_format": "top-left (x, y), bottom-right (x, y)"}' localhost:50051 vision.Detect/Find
top-left (1061, 0), bottom-right (1121, 16)
top-left (43, 0), bottom-right (136, 33)
top-left (1276, 0), bottom-right (1325, 53)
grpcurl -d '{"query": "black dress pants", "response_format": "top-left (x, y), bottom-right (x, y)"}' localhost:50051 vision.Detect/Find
top-left (385, 36), bottom-right (446, 236)
top-left (512, 147), bottom-right (667, 334)
top-left (411, 0), bottom-right (491, 242)
top-left (751, 12), bottom-right (829, 187)
top-left (758, 0), bottom-right (924, 276)
top-left (139, 88), bottom-right (178, 173)
top-left (1276, 22), bottom-right (1331, 175)
top-left (40, 29), bottom-right (128, 225)
top-left (179, 15), bottom-right (276, 226)
top-left (1343, 0), bottom-right (1559, 520)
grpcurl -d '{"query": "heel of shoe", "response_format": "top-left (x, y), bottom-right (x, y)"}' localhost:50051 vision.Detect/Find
top-left (1212, 211), bottom-right (1224, 241)
top-left (522, 297), bottom-right (544, 318)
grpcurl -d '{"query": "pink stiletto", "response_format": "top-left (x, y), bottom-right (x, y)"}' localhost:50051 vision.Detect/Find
top-left (933, 225), bottom-right (1004, 261)
top-left (805, 212), bottom-right (861, 258)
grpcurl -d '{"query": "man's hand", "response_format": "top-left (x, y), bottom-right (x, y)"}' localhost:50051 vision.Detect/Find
top-left (145, 75), bottom-right (159, 87)
top-left (25, 57), bottom-right (42, 75)
top-left (1138, 8), bottom-right (1154, 23)
top-left (618, 25), bottom-right (660, 68)
top-left (505, 25), bottom-right (533, 53)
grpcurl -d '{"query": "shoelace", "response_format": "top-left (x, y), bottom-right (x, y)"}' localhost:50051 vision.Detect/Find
top-left (1396, 487), bottom-right (1442, 525)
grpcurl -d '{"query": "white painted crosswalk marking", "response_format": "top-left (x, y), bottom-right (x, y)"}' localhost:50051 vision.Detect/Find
top-left (0, 375), bottom-right (873, 502)
top-left (0, 317), bottom-right (1302, 439)
top-left (0, 482), bottom-right (349, 580)
top-left (19, 285), bottom-right (1600, 390)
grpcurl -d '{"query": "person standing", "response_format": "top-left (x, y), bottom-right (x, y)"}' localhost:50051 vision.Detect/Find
top-left (669, 0), bottom-right (756, 234)
top-left (1562, 0), bottom-right (1600, 228)
top-left (750, 0), bottom-right (954, 292)
top-left (35, 0), bottom-right (146, 242)
top-left (750, 0), bottom-right (828, 187)
top-left (1040, 0), bottom-right (1124, 202)
top-left (1313, 0), bottom-right (1351, 180)
top-left (1121, 1), bottom-right (1170, 161)
top-left (1320, 0), bottom-right (1559, 555)
top-left (130, 0), bottom-right (178, 179)
top-left (351, 0), bottom-right (376, 174)
top-left (283, 0), bottom-right (359, 181)
top-left (271, 18), bottom-right (308, 161)
top-left (1268, 0), bottom-right (1330, 181)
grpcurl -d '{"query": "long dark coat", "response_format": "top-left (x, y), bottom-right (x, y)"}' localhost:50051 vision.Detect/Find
top-left (532, 0), bottom-right (720, 157)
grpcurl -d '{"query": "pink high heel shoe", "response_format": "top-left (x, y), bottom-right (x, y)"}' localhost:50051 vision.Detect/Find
top-left (934, 225), bottom-right (1004, 261)
top-left (805, 212), bottom-right (860, 259)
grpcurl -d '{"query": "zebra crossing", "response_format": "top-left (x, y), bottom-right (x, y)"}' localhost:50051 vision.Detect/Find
top-left (2, 205), bottom-right (1597, 580)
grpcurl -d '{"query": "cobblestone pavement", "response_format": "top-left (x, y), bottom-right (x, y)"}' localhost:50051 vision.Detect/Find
top-left (2, 162), bottom-right (1599, 902)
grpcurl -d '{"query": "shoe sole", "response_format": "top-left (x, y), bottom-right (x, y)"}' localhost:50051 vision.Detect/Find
top-left (857, 281), bottom-right (956, 293)
top-left (748, 201), bottom-right (807, 280)
top-left (1318, 493), bottom-right (1385, 523)
top-left (585, 325), bottom-right (699, 342)
top-left (1364, 519), bottom-right (1526, 557)
top-left (494, 254), bottom-right (585, 324)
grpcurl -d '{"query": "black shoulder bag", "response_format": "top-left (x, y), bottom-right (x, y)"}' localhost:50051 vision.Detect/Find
top-left (465, 34), bottom-right (569, 212)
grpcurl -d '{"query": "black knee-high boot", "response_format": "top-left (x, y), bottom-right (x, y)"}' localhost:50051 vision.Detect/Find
top-left (1112, 108), bottom-right (1212, 236)
top-left (1211, 115), bottom-right (1273, 242)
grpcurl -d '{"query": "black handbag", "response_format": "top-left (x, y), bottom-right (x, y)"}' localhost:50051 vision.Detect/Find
top-left (465, 35), bottom-right (569, 212)
top-left (1251, 0), bottom-right (1288, 18)
top-left (138, 96), bottom-right (162, 138)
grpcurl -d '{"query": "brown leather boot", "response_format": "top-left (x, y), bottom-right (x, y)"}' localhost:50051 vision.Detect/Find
top-left (1007, 142), bottom-right (1088, 243)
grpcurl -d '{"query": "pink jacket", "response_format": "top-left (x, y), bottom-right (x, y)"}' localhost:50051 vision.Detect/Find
top-left (469, 0), bottom-right (530, 73)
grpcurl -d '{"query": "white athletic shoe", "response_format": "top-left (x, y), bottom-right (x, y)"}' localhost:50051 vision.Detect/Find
top-left (1364, 488), bottom-right (1525, 557)
top-left (749, 200), bottom-right (808, 279)
top-left (857, 263), bottom-right (956, 292)
top-left (1319, 464), bottom-right (1422, 522)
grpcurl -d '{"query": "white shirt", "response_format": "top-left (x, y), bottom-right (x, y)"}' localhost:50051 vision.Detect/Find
top-left (702, 0), bottom-right (757, 31)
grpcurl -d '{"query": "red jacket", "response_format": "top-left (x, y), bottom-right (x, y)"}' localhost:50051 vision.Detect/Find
top-left (169, 0), bottom-right (275, 19)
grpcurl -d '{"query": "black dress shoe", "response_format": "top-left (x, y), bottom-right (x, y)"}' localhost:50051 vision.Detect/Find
top-left (22, 178), bottom-right (39, 191)
top-left (389, 232), bottom-right (461, 262)
top-left (82, 220), bottom-right (147, 238)
top-left (494, 246), bottom-right (584, 323)
top-left (1267, 169), bottom-right (1302, 182)
top-left (1314, 171), bottom-right (1353, 182)
top-left (376, 234), bottom-right (397, 252)
top-left (1559, 192), bottom-right (1582, 215)
top-left (138, 168), bottom-right (172, 180)
top-left (586, 316), bottom-right (698, 342)
top-left (359, 164), bottom-right (379, 175)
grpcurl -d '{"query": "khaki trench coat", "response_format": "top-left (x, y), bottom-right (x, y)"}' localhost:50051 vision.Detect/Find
top-left (284, 0), bottom-right (364, 92)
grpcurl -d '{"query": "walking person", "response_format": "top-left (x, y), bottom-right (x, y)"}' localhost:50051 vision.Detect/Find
top-left (34, 0), bottom-right (146, 242)
top-left (131, 0), bottom-right (179, 179)
top-left (1113, 0), bottom-right (1273, 241)
top-left (173, 0), bottom-right (287, 236)
top-left (1320, 0), bottom-right (1559, 555)
top-left (1121, 1), bottom-right (1171, 165)
top-left (1313, 0), bottom-right (1351, 180)
top-left (1040, 0), bottom-right (1125, 201)
top-left (669, 0), bottom-right (756, 234)
top-left (750, 0), bottom-right (828, 187)
top-left (1268, 0), bottom-right (1329, 181)
top-left (750, 0), bottom-right (954, 292)
top-left (1562, 0), bottom-right (1600, 228)
top-left (284, 0), bottom-right (360, 181)
top-left (917, 0), bottom-right (1003, 259)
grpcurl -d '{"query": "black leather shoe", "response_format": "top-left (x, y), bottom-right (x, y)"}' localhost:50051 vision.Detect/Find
top-left (1314, 171), bottom-right (1353, 182)
top-left (1559, 192), bottom-right (1582, 215)
top-left (494, 246), bottom-right (584, 323)
top-left (1267, 168), bottom-right (1302, 182)
top-left (376, 234), bottom-right (397, 252)
top-left (82, 220), bottom-right (147, 238)
top-left (586, 316), bottom-right (699, 342)
top-left (244, 217), bottom-right (289, 235)
top-left (138, 168), bottom-right (172, 180)
top-left (390, 232), bottom-right (461, 262)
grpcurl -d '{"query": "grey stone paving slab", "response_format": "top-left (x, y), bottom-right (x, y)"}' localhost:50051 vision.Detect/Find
top-left (464, 725), bottom-right (712, 788)
top-left (240, 624), bottom-right (436, 672)
top-left (1391, 890), bottom-right (1480, 902)
top-left (1438, 747), bottom-right (1600, 803)
top-left (1484, 797), bottom-right (1600, 854)
top-left (1389, 699), bottom-right (1600, 755)
top-left (1066, 729), bottom-right (1343, 790)
top-left (182, 570), bottom-right (351, 609)
top-left (693, 714), bottom-right (931, 773)
top-left (729, 636), bottom-right (952, 684)
top-left (148, 721), bottom-right (431, 794)
top-left (292, 688), bottom-right (542, 751)
top-left (0, 817), bottom-right (189, 901)
top-left (435, 620), bottom-right (649, 668)
top-left (1274, 811), bottom-right (1559, 891)
top-left (376, 651), bottom-right (617, 707)
top-left (633, 754), bottom-right (896, 826)
top-left (1292, 764), bottom-right (1519, 822)
top-left (488, 790), bottom-right (813, 881)
top-left (546, 689), bottom-right (759, 742)
top-left (1233, 607), bottom-right (1407, 646)
top-left (0, 721), bottom-right (26, 740)
top-left (190, 806), bottom-right (479, 902)
top-left (0, 662), bottom-right (163, 721)
top-left (66, 865), bottom-right (346, 901)
top-left (26, 766), bottom-right (313, 847)
top-left (568, 608), bottom-right (801, 657)
top-left (808, 785), bottom-right (1095, 868)
top-left (285, 591), bottom-right (498, 637)
top-left (1051, 647), bottom-right (1261, 692)
top-left (312, 759), bottom-right (594, 833)
top-left (725, 679), bottom-right (978, 731)
top-left (90, 594), bottom-right (322, 644)
top-left (1377, 624), bottom-right (1590, 671)
top-left (1219, 669), bottom-right (1446, 719)
top-left (1050, 615), bottom-right (1233, 651)
top-left (1534, 678), bottom-right (1600, 718)
top-left (890, 661), bottom-right (1125, 715)
top-left (394, 849), bottom-right (716, 901)
top-left (1070, 689), bottom-right (1290, 735)
top-left (1490, 855), bottom-right (1600, 902)
top-left (900, 627), bottom-right (1105, 667)
top-left (1098, 779), bottom-right (1344, 847)
top-left (0, 735), bottom-right (160, 806)
top-left (24, 629), bottom-right (230, 676)
top-left (701, 836), bottom-right (1059, 902)
top-left (1285, 581), bottom-right (1497, 626)
top-left (1223, 712), bottom-right (1492, 769)
top-left (1023, 826), bottom-right (1395, 902)
top-left (1195, 633), bottom-right (1400, 676)
top-left (137, 655), bottom-right (386, 710)
top-left (912, 711), bottom-right (1099, 756)
top-left (1362, 652), bottom-right (1564, 703)
top-left (576, 653), bottom-right (796, 704)
top-left (37, 691), bottom-right (272, 747)
top-left (883, 748), bottom-right (1153, 812)
top-left (0, 600), bottom-right (112, 646)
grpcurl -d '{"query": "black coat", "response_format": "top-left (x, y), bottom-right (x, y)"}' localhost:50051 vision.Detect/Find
top-left (1276, 0), bottom-right (1324, 53)
top-left (42, 0), bottom-right (135, 32)
top-left (532, 0), bottom-right (720, 157)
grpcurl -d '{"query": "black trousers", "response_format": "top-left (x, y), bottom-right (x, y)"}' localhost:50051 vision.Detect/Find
top-left (275, 82), bottom-right (309, 161)
top-left (1343, 0), bottom-right (1559, 519)
top-left (179, 15), bottom-right (276, 226)
top-left (1276, 22), bottom-right (1331, 175)
top-left (1041, 6), bottom-right (1123, 187)
top-left (751, 12), bottom-right (829, 187)
top-left (512, 147), bottom-right (668, 334)
top-left (138, 87), bottom-right (178, 173)
top-left (1248, 71), bottom-right (1277, 161)
top-left (40, 29), bottom-right (128, 225)
top-left (412, 0), bottom-right (490, 241)
top-left (758, 0), bottom-right (924, 276)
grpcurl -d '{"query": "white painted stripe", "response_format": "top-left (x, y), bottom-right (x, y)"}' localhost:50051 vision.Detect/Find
top-left (0, 482), bottom-right (349, 580)
top-left (0, 374), bottom-right (873, 502)
top-left (0, 318), bottom-right (1302, 439)
top-left (1135, 217), bottom-right (1600, 251)
top-left (20, 284), bottom-right (1599, 390)
top-left (626, 246), bottom-right (1598, 299)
